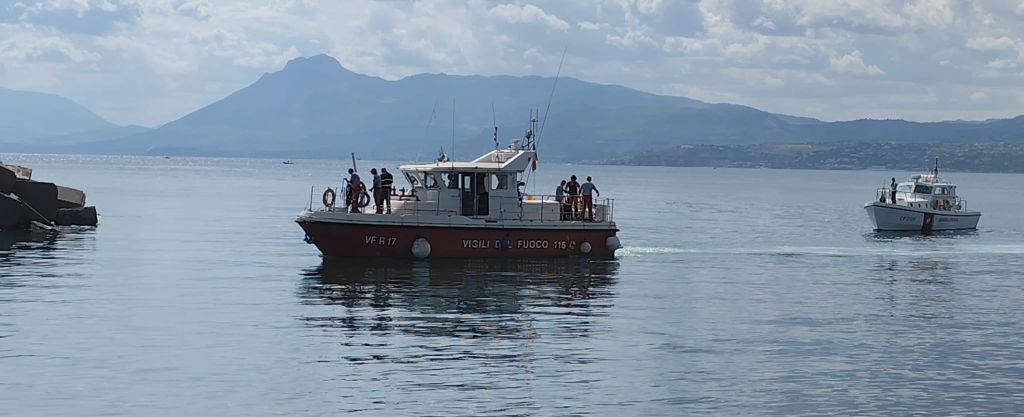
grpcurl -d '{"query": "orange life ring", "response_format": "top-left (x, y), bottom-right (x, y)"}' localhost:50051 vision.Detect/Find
top-left (322, 188), bottom-right (336, 207)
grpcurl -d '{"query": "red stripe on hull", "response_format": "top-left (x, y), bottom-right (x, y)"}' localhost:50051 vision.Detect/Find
top-left (298, 220), bottom-right (618, 259)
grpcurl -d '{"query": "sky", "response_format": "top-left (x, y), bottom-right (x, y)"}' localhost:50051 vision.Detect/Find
top-left (1, 0), bottom-right (1024, 127)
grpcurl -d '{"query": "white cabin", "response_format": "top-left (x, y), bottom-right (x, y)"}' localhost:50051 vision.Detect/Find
top-left (878, 173), bottom-right (968, 212)
top-left (321, 143), bottom-right (614, 224)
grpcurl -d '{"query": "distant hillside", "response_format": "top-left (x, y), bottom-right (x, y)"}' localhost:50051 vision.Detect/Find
top-left (622, 142), bottom-right (1024, 173)
top-left (38, 54), bottom-right (1024, 161)
top-left (0, 87), bottom-right (115, 142)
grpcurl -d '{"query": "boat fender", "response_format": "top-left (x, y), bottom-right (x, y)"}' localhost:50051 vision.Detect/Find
top-left (411, 238), bottom-right (431, 259)
top-left (580, 241), bottom-right (592, 255)
top-left (606, 236), bottom-right (622, 251)
top-left (956, 202), bottom-right (962, 211)
top-left (322, 188), bottom-right (336, 207)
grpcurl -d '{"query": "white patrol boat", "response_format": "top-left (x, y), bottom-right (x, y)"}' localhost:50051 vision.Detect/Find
top-left (864, 158), bottom-right (981, 232)
top-left (296, 117), bottom-right (621, 259)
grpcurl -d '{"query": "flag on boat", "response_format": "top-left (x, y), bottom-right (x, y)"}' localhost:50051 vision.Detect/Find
top-left (532, 158), bottom-right (538, 172)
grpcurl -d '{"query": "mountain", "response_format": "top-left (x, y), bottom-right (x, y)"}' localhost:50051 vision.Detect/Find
top-left (107, 54), bottom-right (792, 159)
top-left (76, 54), bottom-right (1024, 161)
top-left (0, 86), bottom-right (116, 143)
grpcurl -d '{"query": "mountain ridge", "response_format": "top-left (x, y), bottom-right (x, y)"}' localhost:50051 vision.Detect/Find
top-left (4, 54), bottom-right (1023, 163)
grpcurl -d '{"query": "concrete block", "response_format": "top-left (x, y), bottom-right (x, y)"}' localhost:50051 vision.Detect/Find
top-left (56, 185), bottom-right (86, 208)
top-left (56, 206), bottom-right (98, 226)
top-left (12, 180), bottom-right (58, 222)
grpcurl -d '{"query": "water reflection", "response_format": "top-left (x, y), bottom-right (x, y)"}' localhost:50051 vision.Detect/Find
top-left (297, 258), bottom-right (620, 340)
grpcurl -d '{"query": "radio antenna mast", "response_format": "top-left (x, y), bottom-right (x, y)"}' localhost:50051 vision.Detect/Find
top-left (492, 102), bottom-right (499, 149)
top-left (451, 98), bottom-right (456, 168)
top-left (537, 47), bottom-right (566, 147)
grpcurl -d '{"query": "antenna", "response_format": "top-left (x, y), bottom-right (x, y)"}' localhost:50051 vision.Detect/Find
top-left (537, 47), bottom-right (567, 147)
top-left (420, 101), bottom-right (438, 162)
top-left (934, 157), bottom-right (939, 176)
top-left (451, 97), bottom-right (456, 167)
top-left (492, 102), bottom-right (498, 150)
top-left (351, 152), bottom-right (357, 172)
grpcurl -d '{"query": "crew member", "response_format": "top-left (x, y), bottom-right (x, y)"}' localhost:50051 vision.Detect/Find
top-left (370, 168), bottom-right (382, 214)
top-left (566, 175), bottom-right (581, 220)
top-left (890, 177), bottom-right (897, 204)
top-left (348, 168), bottom-right (362, 213)
top-left (380, 168), bottom-right (394, 214)
top-left (555, 180), bottom-right (567, 220)
top-left (581, 176), bottom-right (600, 221)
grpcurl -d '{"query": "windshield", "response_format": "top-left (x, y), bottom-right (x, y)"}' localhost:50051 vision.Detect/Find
top-left (896, 184), bottom-right (913, 193)
top-left (913, 185), bottom-right (933, 194)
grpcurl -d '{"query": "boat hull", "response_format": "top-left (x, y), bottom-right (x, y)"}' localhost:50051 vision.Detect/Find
top-left (298, 219), bottom-right (619, 259)
top-left (864, 202), bottom-right (980, 231)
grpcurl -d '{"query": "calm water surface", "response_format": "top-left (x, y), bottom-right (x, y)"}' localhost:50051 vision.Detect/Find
top-left (1, 154), bottom-right (1023, 416)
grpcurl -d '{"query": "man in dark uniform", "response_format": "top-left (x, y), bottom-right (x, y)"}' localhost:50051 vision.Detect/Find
top-left (890, 177), bottom-right (897, 204)
top-left (370, 168), bottom-right (382, 214)
top-left (380, 168), bottom-right (394, 214)
top-left (566, 175), bottom-right (581, 220)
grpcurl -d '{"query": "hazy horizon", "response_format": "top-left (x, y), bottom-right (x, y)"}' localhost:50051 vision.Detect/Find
top-left (2, 1), bottom-right (1024, 127)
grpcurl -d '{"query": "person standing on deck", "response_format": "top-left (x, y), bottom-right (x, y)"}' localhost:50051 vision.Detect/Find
top-left (581, 176), bottom-right (600, 221)
top-left (370, 168), bottom-right (382, 214)
top-left (890, 177), bottom-right (897, 204)
top-left (380, 168), bottom-right (394, 214)
top-left (566, 175), bottom-right (581, 220)
top-left (556, 180), bottom-right (567, 220)
top-left (347, 168), bottom-right (362, 213)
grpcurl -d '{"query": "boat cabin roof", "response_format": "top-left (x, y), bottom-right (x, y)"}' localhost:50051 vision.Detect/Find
top-left (400, 148), bottom-right (537, 174)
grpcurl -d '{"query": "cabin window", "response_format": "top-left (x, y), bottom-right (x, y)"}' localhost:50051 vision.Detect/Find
top-left (424, 173), bottom-right (442, 189)
top-left (896, 185), bottom-right (912, 193)
top-left (492, 173), bottom-right (509, 190)
top-left (405, 172), bottom-right (423, 188)
top-left (913, 185), bottom-right (933, 194)
top-left (442, 172), bottom-right (459, 189)
top-left (934, 187), bottom-right (945, 195)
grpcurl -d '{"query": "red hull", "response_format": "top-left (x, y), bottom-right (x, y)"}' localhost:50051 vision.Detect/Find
top-left (298, 220), bottom-right (618, 258)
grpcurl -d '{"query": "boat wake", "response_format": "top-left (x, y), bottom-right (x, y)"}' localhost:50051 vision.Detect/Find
top-left (619, 244), bottom-right (1024, 258)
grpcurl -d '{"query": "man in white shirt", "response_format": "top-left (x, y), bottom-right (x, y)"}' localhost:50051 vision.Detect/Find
top-left (581, 176), bottom-right (600, 221)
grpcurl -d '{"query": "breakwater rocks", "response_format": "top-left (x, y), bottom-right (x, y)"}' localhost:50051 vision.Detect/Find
top-left (0, 164), bottom-right (97, 230)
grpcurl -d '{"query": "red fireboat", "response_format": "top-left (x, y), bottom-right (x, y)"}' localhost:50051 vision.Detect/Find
top-left (297, 121), bottom-right (621, 259)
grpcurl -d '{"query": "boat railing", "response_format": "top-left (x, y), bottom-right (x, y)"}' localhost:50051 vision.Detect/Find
top-left (516, 194), bottom-right (615, 222)
top-left (307, 186), bottom-right (616, 221)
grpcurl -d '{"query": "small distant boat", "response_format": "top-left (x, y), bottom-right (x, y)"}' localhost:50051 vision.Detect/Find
top-left (283, 160), bottom-right (295, 165)
top-left (864, 158), bottom-right (981, 232)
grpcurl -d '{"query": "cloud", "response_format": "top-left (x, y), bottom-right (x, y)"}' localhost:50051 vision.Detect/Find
top-left (487, 4), bottom-right (569, 31)
top-left (966, 36), bottom-right (1017, 51)
top-left (577, 20), bottom-right (606, 31)
top-left (0, 31), bottom-right (100, 65)
top-left (0, 0), bottom-right (142, 35)
top-left (829, 50), bottom-right (884, 75)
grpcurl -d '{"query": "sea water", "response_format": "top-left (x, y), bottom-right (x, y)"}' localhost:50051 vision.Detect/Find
top-left (1, 154), bottom-right (1023, 416)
